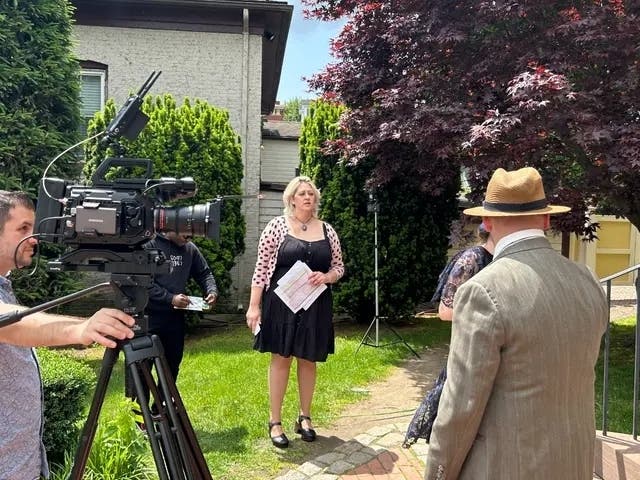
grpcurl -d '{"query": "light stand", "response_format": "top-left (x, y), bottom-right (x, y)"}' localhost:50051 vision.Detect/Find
top-left (356, 195), bottom-right (419, 358)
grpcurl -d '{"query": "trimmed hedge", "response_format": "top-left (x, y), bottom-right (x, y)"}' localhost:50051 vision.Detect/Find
top-left (38, 348), bottom-right (95, 464)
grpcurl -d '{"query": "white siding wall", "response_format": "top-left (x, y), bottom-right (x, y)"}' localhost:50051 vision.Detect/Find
top-left (261, 139), bottom-right (299, 183)
top-left (244, 137), bottom-right (299, 304)
top-left (258, 190), bottom-right (284, 231)
top-left (237, 190), bottom-right (282, 307)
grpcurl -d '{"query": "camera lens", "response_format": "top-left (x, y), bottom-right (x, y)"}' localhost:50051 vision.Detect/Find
top-left (154, 202), bottom-right (220, 241)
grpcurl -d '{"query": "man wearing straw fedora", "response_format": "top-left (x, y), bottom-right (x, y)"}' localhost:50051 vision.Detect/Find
top-left (424, 167), bottom-right (608, 480)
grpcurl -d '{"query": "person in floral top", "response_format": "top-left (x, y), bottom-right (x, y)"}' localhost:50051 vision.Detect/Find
top-left (436, 224), bottom-right (495, 321)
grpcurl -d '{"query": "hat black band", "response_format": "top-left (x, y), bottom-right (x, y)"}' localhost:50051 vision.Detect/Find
top-left (483, 198), bottom-right (548, 212)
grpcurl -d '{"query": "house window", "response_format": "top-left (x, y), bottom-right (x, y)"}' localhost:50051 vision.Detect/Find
top-left (79, 69), bottom-right (106, 137)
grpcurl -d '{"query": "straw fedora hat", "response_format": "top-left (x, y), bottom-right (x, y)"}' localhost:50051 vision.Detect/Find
top-left (463, 167), bottom-right (570, 217)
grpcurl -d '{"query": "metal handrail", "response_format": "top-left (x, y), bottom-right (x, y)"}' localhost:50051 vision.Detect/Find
top-left (600, 263), bottom-right (640, 439)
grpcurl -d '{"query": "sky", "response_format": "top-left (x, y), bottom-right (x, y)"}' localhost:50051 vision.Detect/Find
top-left (276, 0), bottom-right (345, 102)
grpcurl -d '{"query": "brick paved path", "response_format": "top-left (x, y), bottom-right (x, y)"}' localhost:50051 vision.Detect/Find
top-left (339, 444), bottom-right (424, 480)
top-left (274, 423), bottom-right (428, 480)
top-left (273, 287), bottom-right (636, 480)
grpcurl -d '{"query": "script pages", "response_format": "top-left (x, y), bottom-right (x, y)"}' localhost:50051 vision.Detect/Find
top-left (274, 260), bottom-right (327, 313)
top-left (174, 296), bottom-right (211, 311)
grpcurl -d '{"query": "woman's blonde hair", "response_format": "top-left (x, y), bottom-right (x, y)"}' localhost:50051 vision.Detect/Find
top-left (282, 175), bottom-right (321, 217)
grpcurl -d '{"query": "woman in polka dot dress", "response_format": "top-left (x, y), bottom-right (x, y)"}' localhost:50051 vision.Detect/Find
top-left (246, 176), bottom-right (344, 448)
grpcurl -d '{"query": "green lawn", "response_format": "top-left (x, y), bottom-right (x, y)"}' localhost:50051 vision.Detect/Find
top-left (595, 316), bottom-right (637, 435)
top-left (64, 317), bottom-right (451, 479)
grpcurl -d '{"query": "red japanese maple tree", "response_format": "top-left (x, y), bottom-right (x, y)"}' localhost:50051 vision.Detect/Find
top-left (306, 0), bottom-right (640, 237)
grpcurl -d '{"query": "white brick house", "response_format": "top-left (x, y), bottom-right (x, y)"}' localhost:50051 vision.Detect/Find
top-left (71, 0), bottom-right (293, 308)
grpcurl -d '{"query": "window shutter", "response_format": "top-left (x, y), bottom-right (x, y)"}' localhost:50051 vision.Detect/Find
top-left (80, 74), bottom-right (103, 118)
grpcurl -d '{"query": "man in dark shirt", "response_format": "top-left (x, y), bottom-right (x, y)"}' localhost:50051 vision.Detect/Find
top-left (144, 231), bottom-right (218, 382)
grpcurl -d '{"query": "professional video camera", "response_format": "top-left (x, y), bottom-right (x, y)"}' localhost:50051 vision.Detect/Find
top-left (7, 72), bottom-right (219, 479)
top-left (34, 156), bottom-right (221, 271)
top-left (33, 71), bottom-right (221, 274)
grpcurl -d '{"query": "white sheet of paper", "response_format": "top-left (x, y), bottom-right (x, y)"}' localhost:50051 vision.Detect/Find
top-left (274, 260), bottom-right (327, 313)
top-left (174, 296), bottom-right (210, 311)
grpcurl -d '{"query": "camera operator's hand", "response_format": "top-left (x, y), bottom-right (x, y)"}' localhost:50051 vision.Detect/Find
top-left (76, 308), bottom-right (135, 348)
top-left (172, 294), bottom-right (191, 309)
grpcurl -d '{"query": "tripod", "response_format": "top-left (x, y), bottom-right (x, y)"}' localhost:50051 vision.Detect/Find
top-left (70, 275), bottom-right (212, 480)
top-left (356, 196), bottom-right (419, 358)
top-left (0, 271), bottom-right (212, 479)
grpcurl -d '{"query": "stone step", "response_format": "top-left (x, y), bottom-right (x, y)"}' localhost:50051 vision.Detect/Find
top-left (595, 430), bottom-right (640, 480)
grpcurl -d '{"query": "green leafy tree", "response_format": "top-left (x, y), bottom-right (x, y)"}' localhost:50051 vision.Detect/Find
top-left (282, 98), bottom-right (302, 121)
top-left (300, 100), bottom-right (457, 321)
top-left (0, 0), bottom-right (84, 303)
top-left (84, 95), bottom-right (245, 297)
top-left (0, 0), bottom-right (81, 192)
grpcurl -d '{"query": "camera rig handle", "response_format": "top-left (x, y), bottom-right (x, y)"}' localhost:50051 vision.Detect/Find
top-left (0, 275), bottom-right (153, 335)
top-left (91, 157), bottom-right (153, 187)
top-left (0, 282), bottom-right (113, 329)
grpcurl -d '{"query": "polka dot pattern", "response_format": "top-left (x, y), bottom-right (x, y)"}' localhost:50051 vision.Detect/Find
top-left (251, 216), bottom-right (344, 289)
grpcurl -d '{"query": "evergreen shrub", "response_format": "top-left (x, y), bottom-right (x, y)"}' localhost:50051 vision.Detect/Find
top-left (83, 95), bottom-right (246, 303)
top-left (38, 348), bottom-right (95, 464)
top-left (0, 0), bottom-right (84, 303)
top-left (300, 100), bottom-right (459, 322)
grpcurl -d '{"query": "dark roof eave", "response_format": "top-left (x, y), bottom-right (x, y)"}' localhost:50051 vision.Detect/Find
top-left (71, 0), bottom-right (293, 115)
top-left (73, 0), bottom-right (293, 13)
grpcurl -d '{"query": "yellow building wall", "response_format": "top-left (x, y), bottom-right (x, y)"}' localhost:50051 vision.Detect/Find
top-left (570, 215), bottom-right (639, 284)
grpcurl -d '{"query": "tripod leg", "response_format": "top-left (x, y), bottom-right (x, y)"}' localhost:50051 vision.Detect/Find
top-left (124, 335), bottom-right (213, 480)
top-left (356, 316), bottom-right (379, 353)
top-left (129, 360), bottom-right (176, 480)
top-left (356, 317), bottom-right (420, 358)
top-left (151, 355), bottom-right (210, 478)
top-left (382, 318), bottom-right (420, 358)
top-left (69, 346), bottom-right (121, 480)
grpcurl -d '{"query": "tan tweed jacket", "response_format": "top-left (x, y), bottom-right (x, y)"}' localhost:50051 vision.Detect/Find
top-left (424, 236), bottom-right (608, 480)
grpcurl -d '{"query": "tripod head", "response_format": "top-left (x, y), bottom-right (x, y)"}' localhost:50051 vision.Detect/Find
top-left (110, 273), bottom-right (154, 335)
top-left (0, 247), bottom-right (168, 335)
